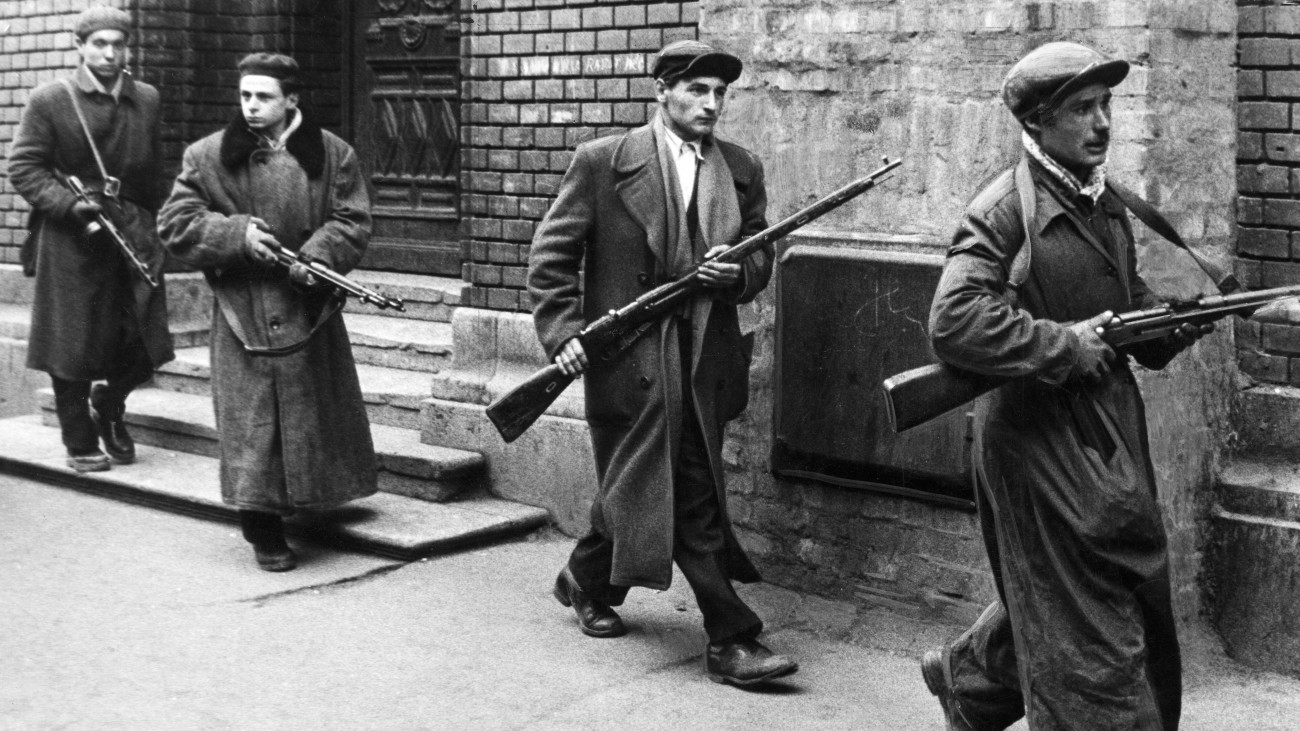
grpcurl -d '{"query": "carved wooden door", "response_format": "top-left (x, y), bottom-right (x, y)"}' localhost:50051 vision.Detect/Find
top-left (345, 0), bottom-right (460, 275)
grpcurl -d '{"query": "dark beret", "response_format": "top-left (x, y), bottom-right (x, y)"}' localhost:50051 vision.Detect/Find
top-left (74, 6), bottom-right (131, 40)
top-left (651, 39), bottom-right (743, 84)
top-left (1002, 42), bottom-right (1129, 121)
top-left (238, 52), bottom-right (300, 81)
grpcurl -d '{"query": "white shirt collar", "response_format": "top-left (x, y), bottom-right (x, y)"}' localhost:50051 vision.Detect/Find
top-left (661, 123), bottom-right (704, 160)
top-left (81, 64), bottom-right (124, 102)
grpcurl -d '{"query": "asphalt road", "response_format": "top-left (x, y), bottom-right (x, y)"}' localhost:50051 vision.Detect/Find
top-left (3, 473), bottom-right (1297, 730)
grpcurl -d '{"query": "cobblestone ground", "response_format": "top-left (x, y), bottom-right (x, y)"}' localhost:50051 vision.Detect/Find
top-left (2, 473), bottom-right (1296, 731)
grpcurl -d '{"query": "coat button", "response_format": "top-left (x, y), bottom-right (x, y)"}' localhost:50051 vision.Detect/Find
top-left (269, 317), bottom-right (282, 330)
top-left (639, 376), bottom-right (651, 389)
top-left (637, 272), bottom-right (651, 286)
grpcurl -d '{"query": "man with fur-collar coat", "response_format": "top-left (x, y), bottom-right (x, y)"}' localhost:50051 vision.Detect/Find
top-left (158, 53), bottom-right (376, 572)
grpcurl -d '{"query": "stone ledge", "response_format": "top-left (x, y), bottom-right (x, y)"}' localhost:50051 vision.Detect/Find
top-left (0, 415), bottom-right (549, 561)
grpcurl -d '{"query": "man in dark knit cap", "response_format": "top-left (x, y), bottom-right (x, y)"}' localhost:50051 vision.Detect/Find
top-left (920, 42), bottom-right (1212, 730)
top-left (8, 5), bottom-right (173, 473)
top-left (529, 39), bottom-right (797, 686)
top-left (159, 53), bottom-right (376, 572)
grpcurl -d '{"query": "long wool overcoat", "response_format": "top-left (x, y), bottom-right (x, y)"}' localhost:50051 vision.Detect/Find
top-left (929, 158), bottom-right (1184, 730)
top-left (529, 119), bottom-right (772, 590)
top-left (7, 68), bottom-right (173, 379)
top-left (157, 113), bottom-right (376, 513)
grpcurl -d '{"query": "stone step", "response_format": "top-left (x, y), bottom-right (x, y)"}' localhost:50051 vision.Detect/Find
top-left (0, 263), bottom-right (35, 305)
top-left (37, 386), bottom-right (482, 503)
top-left (153, 346), bottom-right (433, 431)
top-left (345, 312), bottom-right (453, 373)
top-left (0, 302), bottom-right (26, 339)
top-left (1234, 384), bottom-right (1300, 454)
top-left (1218, 456), bottom-right (1300, 523)
top-left (344, 270), bottom-right (462, 323)
top-left (0, 414), bottom-right (549, 561)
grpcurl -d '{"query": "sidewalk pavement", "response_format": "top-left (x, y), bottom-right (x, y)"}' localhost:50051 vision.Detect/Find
top-left (3, 472), bottom-right (1298, 730)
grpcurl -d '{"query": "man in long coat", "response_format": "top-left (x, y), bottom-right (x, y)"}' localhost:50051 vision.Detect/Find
top-left (922, 43), bottom-right (1211, 730)
top-left (158, 53), bottom-right (376, 572)
top-left (528, 40), bottom-right (797, 686)
top-left (7, 6), bottom-right (174, 472)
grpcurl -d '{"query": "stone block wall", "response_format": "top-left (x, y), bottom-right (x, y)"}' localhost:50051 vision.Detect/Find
top-left (1237, 1), bottom-right (1300, 384)
top-left (458, 0), bottom-right (698, 312)
top-left (704, 0), bottom-right (1237, 626)
top-left (0, 0), bottom-right (344, 266)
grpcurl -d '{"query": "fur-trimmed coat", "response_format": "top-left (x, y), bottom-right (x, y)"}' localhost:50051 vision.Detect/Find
top-left (528, 118), bottom-right (772, 590)
top-left (157, 112), bottom-right (376, 512)
top-left (7, 68), bottom-right (173, 379)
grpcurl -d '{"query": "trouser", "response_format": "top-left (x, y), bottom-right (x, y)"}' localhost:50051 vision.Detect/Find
top-left (568, 323), bottom-right (762, 645)
top-left (50, 345), bottom-right (153, 455)
top-left (946, 468), bottom-right (1181, 730)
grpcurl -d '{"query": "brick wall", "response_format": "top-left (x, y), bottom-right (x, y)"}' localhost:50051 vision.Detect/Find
top-left (1237, 1), bottom-right (1300, 383)
top-left (0, 0), bottom-right (344, 266)
top-left (458, 0), bottom-right (698, 312)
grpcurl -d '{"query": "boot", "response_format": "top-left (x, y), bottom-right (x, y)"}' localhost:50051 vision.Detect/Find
top-left (238, 510), bottom-right (298, 572)
top-left (90, 385), bottom-right (135, 465)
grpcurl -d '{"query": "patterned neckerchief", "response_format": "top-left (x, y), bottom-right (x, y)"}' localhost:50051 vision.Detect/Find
top-left (1022, 131), bottom-right (1107, 203)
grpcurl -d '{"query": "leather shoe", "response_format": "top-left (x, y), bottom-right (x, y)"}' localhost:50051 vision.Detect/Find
top-left (90, 385), bottom-right (135, 465)
top-left (921, 647), bottom-right (976, 731)
top-left (253, 544), bottom-right (298, 572)
top-left (552, 566), bottom-right (626, 638)
top-left (66, 450), bottom-right (111, 473)
top-left (705, 639), bottom-right (798, 686)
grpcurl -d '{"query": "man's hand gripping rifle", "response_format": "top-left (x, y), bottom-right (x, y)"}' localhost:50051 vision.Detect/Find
top-left (486, 156), bottom-right (904, 443)
top-left (264, 240), bottom-right (406, 312)
top-left (64, 174), bottom-right (159, 288)
top-left (881, 284), bottom-right (1300, 434)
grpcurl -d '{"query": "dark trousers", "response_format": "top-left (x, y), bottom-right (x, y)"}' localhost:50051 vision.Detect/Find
top-left (568, 324), bottom-right (762, 645)
top-left (50, 346), bottom-right (153, 455)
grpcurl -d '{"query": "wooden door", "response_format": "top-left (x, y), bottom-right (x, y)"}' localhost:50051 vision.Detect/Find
top-left (345, 0), bottom-right (460, 275)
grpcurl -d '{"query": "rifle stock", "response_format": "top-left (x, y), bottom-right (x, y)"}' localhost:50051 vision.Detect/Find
top-left (485, 364), bottom-right (575, 443)
top-left (882, 363), bottom-right (1007, 433)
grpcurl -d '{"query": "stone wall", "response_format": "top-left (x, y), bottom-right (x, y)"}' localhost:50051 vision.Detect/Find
top-left (703, 0), bottom-right (1237, 626)
top-left (458, 0), bottom-right (698, 312)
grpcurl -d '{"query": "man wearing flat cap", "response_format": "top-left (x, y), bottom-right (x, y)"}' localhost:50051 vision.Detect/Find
top-left (158, 53), bottom-right (376, 572)
top-left (921, 42), bottom-right (1211, 730)
top-left (8, 5), bottom-right (174, 474)
top-left (529, 39), bottom-right (796, 685)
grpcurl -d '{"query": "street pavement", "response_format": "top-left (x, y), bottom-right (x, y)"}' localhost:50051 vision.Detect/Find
top-left (3, 472), bottom-right (1299, 730)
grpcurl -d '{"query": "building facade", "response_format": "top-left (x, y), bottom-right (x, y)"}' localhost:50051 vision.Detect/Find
top-left (3, 0), bottom-right (1297, 675)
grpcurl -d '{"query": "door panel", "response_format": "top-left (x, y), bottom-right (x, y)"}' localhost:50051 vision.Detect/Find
top-left (347, 0), bottom-right (461, 275)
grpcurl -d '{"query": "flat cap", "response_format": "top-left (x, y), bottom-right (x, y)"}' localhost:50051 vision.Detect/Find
top-left (74, 6), bottom-right (131, 40)
top-left (238, 52), bottom-right (299, 81)
top-left (651, 39), bottom-right (743, 84)
top-left (1002, 42), bottom-right (1128, 120)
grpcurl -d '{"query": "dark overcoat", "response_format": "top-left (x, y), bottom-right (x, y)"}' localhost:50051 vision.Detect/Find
top-left (7, 68), bottom-right (173, 379)
top-left (929, 159), bottom-right (1183, 730)
top-left (157, 114), bottom-right (376, 513)
top-left (529, 118), bottom-right (772, 590)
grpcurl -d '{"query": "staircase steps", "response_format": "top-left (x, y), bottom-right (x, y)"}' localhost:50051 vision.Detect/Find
top-left (153, 346), bottom-right (434, 431)
top-left (344, 312), bottom-right (453, 373)
top-left (344, 271), bottom-right (462, 323)
top-left (0, 414), bottom-right (547, 560)
top-left (37, 386), bottom-right (480, 503)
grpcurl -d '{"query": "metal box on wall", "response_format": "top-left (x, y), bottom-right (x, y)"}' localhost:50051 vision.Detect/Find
top-left (771, 243), bottom-right (973, 509)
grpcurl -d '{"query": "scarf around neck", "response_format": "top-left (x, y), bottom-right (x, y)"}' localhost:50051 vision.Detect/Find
top-left (1022, 131), bottom-right (1107, 203)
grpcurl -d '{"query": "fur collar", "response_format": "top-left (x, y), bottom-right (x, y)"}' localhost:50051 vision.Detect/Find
top-left (219, 110), bottom-right (325, 178)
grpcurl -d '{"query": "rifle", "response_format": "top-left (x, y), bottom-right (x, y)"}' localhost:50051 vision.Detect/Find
top-left (265, 240), bottom-right (406, 312)
top-left (881, 284), bottom-right (1300, 434)
top-left (486, 156), bottom-right (904, 443)
top-left (64, 175), bottom-right (159, 288)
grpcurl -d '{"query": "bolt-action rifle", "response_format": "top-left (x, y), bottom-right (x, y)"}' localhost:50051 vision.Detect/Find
top-left (486, 156), bottom-right (904, 443)
top-left (265, 240), bottom-right (406, 312)
top-left (881, 284), bottom-right (1300, 434)
top-left (64, 175), bottom-right (159, 288)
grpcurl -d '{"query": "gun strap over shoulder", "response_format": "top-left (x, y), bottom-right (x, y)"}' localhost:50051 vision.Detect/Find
top-left (59, 78), bottom-right (115, 193)
top-left (1008, 157), bottom-right (1241, 295)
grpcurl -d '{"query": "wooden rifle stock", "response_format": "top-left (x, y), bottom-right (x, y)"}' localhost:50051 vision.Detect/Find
top-left (882, 283), bottom-right (1300, 434)
top-left (486, 156), bottom-right (904, 442)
